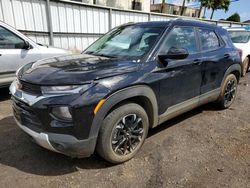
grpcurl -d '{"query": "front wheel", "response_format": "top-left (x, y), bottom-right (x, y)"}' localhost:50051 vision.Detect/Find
top-left (217, 74), bottom-right (238, 109)
top-left (96, 103), bottom-right (149, 164)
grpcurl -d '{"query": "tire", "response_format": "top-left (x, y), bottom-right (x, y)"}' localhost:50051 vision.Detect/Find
top-left (96, 103), bottom-right (149, 164)
top-left (242, 57), bottom-right (249, 77)
top-left (217, 74), bottom-right (238, 109)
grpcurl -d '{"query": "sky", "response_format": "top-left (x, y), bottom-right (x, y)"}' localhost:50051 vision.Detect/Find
top-left (152, 0), bottom-right (250, 22)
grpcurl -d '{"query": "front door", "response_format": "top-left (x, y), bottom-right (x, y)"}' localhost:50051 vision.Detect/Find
top-left (156, 26), bottom-right (202, 116)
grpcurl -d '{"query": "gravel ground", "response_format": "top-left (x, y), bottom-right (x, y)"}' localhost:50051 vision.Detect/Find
top-left (0, 75), bottom-right (249, 188)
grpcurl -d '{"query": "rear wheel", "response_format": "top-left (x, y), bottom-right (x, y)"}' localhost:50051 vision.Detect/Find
top-left (96, 103), bottom-right (149, 164)
top-left (217, 74), bottom-right (238, 109)
top-left (242, 57), bottom-right (249, 77)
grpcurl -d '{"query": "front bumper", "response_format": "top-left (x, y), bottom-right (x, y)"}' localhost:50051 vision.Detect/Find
top-left (15, 117), bottom-right (57, 152)
top-left (10, 80), bottom-right (98, 157)
top-left (14, 117), bottom-right (96, 157)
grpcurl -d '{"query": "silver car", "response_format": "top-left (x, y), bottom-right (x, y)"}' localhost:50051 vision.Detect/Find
top-left (0, 21), bottom-right (70, 87)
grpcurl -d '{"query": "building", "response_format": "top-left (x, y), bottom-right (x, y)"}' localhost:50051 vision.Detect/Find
top-left (243, 20), bottom-right (250, 24)
top-left (70, 0), bottom-right (151, 12)
top-left (150, 3), bottom-right (203, 18)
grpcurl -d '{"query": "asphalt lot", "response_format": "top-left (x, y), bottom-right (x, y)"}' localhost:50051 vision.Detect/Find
top-left (0, 76), bottom-right (249, 188)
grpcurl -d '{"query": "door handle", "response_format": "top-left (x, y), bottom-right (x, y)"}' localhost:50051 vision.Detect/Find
top-left (0, 54), bottom-right (2, 56)
top-left (224, 54), bottom-right (230, 59)
top-left (193, 59), bottom-right (202, 65)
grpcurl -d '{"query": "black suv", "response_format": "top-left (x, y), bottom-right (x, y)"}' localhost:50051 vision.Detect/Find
top-left (10, 19), bottom-right (241, 163)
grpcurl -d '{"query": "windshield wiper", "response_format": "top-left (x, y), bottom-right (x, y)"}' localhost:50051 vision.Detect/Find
top-left (85, 51), bottom-right (94, 54)
top-left (85, 51), bottom-right (117, 58)
top-left (95, 53), bottom-right (117, 58)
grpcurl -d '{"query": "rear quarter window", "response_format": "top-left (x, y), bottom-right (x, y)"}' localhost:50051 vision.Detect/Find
top-left (198, 28), bottom-right (220, 51)
top-left (220, 29), bottom-right (235, 47)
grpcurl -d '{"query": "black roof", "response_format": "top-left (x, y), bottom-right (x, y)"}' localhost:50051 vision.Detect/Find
top-left (128, 18), bottom-right (223, 30)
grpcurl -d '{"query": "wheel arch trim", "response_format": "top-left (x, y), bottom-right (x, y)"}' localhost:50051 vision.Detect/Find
top-left (221, 64), bottom-right (241, 86)
top-left (90, 85), bottom-right (159, 139)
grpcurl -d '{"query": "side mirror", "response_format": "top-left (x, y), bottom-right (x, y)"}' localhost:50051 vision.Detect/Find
top-left (23, 41), bottom-right (31, 50)
top-left (158, 47), bottom-right (189, 66)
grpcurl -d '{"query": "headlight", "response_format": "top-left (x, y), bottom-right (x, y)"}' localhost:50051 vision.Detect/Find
top-left (41, 84), bottom-right (91, 95)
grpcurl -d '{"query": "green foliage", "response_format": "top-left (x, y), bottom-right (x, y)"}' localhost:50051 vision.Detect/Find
top-left (199, 0), bottom-right (231, 19)
top-left (198, 0), bottom-right (230, 10)
top-left (180, 0), bottom-right (230, 19)
top-left (226, 13), bottom-right (241, 22)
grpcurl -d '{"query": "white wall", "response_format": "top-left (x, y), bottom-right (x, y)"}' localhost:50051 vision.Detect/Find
top-left (96, 0), bottom-right (150, 12)
top-left (0, 0), bottom-right (247, 51)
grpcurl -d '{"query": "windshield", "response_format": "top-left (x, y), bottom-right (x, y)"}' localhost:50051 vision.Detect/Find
top-left (229, 31), bottom-right (250, 43)
top-left (84, 25), bottom-right (165, 59)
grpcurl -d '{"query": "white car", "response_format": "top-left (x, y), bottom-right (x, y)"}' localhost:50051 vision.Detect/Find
top-left (0, 21), bottom-right (70, 87)
top-left (227, 27), bottom-right (250, 76)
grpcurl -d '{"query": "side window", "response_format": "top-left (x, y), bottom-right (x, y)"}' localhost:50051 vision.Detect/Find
top-left (198, 28), bottom-right (220, 51)
top-left (160, 27), bottom-right (198, 54)
top-left (0, 26), bottom-right (25, 49)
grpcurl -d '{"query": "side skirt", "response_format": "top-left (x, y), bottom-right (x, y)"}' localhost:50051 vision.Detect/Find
top-left (158, 88), bottom-right (220, 125)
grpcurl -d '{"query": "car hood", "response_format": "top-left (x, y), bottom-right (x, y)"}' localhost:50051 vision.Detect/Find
top-left (18, 54), bottom-right (139, 85)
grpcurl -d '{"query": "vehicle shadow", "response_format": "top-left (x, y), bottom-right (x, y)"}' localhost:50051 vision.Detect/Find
top-left (0, 87), bottom-right (11, 101)
top-left (0, 116), bottom-right (113, 176)
top-left (0, 103), bottom-right (219, 176)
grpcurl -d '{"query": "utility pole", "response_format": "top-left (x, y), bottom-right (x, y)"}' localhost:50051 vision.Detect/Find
top-left (160, 0), bottom-right (165, 13)
top-left (180, 0), bottom-right (186, 16)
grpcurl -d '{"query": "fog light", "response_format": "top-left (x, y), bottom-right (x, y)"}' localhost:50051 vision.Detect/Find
top-left (51, 106), bottom-right (72, 121)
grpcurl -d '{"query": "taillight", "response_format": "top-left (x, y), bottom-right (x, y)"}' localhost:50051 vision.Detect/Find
top-left (238, 48), bottom-right (243, 58)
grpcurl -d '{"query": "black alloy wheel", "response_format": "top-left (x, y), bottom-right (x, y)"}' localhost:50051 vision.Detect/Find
top-left (97, 103), bottom-right (149, 164)
top-left (111, 114), bottom-right (144, 155)
top-left (217, 74), bottom-right (238, 109)
top-left (224, 79), bottom-right (237, 106)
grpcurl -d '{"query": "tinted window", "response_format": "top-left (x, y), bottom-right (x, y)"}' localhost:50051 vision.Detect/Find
top-left (229, 31), bottom-right (250, 43)
top-left (199, 28), bottom-right (220, 51)
top-left (0, 26), bottom-right (25, 49)
top-left (160, 27), bottom-right (198, 54)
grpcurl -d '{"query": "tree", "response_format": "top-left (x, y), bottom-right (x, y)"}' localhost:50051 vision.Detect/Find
top-left (198, 0), bottom-right (213, 18)
top-left (226, 13), bottom-right (240, 22)
top-left (209, 0), bottom-right (230, 19)
top-left (180, 0), bottom-right (186, 15)
top-left (180, 0), bottom-right (230, 19)
top-left (180, 0), bottom-right (193, 16)
top-left (210, 0), bottom-right (231, 19)
top-left (180, 0), bottom-right (211, 17)
top-left (160, 0), bottom-right (166, 13)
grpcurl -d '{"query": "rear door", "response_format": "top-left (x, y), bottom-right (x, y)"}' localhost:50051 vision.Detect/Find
top-left (197, 28), bottom-right (232, 94)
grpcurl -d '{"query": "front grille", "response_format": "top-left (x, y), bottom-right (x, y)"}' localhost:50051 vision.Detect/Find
top-left (20, 80), bottom-right (41, 95)
top-left (12, 97), bottom-right (42, 131)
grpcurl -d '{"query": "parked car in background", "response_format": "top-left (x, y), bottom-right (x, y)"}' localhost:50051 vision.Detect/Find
top-left (10, 19), bottom-right (241, 163)
top-left (227, 27), bottom-right (250, 76)
top-left (0, 21), bottom-right (70, 87)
